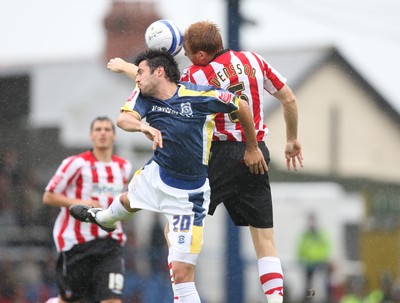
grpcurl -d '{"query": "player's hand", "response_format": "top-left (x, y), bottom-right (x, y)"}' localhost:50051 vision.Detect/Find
top-left (107, 57), bottom-right (128, 73)
top-left (244, 147), bottom-right (268, 174)
top-left (285, 139), bottom-right (303, 171)
top-left (140, 124), bottom-right (163, 150)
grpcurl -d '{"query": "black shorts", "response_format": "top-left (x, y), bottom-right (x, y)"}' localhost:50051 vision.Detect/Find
top-left (208, 141), bottom-right (273, 228)
top-left (56, 238), bottom-right (124, 303)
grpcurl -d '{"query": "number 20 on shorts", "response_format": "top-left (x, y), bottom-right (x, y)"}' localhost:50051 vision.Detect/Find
top-left (172, 215), bottom-right (191, 232)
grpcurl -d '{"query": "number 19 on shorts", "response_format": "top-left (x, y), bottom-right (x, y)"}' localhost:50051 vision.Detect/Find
top-left (109, 273), bottom-right (124, 293)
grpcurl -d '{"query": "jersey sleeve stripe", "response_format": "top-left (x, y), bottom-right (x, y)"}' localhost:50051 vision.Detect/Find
top-left (61, 155), bottom-right (78, 173)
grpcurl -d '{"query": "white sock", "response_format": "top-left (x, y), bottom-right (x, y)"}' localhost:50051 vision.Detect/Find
top-left (174, 282), bottom-right (200, 303)
top-left (258, 256), bottom-right (284, 303)
top-left (96, 194), bottom-right (133, 224)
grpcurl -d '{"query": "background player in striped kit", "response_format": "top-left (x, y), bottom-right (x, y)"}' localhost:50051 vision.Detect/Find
top-left (42, 116), bottom-right (132, 303)
top-left (107, 21), bottom-right (303, 303)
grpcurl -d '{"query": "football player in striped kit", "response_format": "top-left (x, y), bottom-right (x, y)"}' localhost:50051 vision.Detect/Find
top-left (70, 49), bottom-right (266, 303)
top-left (107, 21), bottom-right (303, 303)
top-left (43, 116), bottom-right (132, 303)
top-left (181, 21), bottom-right (303, 303)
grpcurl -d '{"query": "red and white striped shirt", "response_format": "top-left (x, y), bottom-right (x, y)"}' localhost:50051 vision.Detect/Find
top-left (45, 151), bottom-right (132, 252)
top-left (181, 50), bottom-right (286, 142)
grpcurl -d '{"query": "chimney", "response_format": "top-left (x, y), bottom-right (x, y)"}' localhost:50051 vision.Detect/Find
top-left (103, 1), bottom-right (161, 62)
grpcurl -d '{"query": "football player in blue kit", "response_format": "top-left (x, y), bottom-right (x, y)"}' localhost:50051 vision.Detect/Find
top-left (70, 49), bottom-right (267, 303)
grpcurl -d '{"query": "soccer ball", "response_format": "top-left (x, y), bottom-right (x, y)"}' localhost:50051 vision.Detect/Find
top-left (144, 19), bottom-right (183, 57)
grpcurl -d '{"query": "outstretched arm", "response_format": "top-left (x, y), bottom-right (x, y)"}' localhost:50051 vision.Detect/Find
top-left (117, 111), bottom-right (163, 150)
top-left (43, 191), bottom-right (101, 208)
top-left (107, 57), bottom-right (138, 80)
top-left (273, 84), bottom-right (303, 171)
top-left (236, 99), bottom-right (268, 174)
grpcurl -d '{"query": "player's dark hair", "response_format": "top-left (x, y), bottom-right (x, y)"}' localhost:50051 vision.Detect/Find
top-left (90, 116), bottom-right (115, 133)
top-left (184, 21), bottom-right (224, 56)
top-left (134, 49), bottom-right (180, 84)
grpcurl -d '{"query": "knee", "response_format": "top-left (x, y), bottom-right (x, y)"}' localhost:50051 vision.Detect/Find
top-left (120, 192), bottom-right (136, 212)
top-left (250, 227), bottom-right (277, 258)
top-left (172, 262), bottom-right (195, 284)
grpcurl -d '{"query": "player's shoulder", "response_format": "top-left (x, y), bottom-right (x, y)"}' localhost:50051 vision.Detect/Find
top-left (76, 150), bottom-right (96, 161)
top-left (62, 151), bottom-right (87, 161)
top-left (179, 81), bottom-right (213, 91)
top-left (181, 64), bottom-right (203, 82)
top-left (177, 82), bottom-right (235, 105)
top-left (111, 154), bottom-right (131, 165)
top-left (59, 151), bottom-right (90, 170)
top-left (183, 64), bottom-right (202, 74)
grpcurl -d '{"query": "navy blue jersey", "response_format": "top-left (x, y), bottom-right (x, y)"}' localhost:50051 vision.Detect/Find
top-left (121, 81), bottom-right (240, 181)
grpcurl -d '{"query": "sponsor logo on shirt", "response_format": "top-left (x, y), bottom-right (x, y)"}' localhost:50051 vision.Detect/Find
top-left (151, 105), bottom-right (179, 115)
top-left (92, 183), bottom-right (124, 198)
top-left (151, 104), bottom-right (194, 117)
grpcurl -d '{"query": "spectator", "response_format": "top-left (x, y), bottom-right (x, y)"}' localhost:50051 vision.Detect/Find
top-left (297, 213), bottom-right (331, 299)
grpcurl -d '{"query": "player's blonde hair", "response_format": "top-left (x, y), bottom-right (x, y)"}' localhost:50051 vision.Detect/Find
top-left (183, 21), bottom-right (224, 56)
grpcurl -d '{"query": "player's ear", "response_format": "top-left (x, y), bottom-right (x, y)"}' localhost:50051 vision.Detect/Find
top-left (156, 66), bottom-right (165, 77)
top-left (198, 51), bottom-right (207, 58)
top-left (197, 51), bottom-right (210, 64)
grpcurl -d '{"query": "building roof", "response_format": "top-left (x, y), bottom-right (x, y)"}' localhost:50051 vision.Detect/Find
top-left (262, 46), bottom-right (400, 127)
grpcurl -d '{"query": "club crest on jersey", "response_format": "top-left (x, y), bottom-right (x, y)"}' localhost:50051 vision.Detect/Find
top-left (178, 235), bottom-right (185, 244)
top-left (217, 91), bottom-right (234, 103)
top-left (180, 102), bottom-right (193, 117)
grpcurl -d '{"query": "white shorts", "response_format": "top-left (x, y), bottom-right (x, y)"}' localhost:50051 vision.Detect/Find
top-left (127, 160), bottom-right (210, 264)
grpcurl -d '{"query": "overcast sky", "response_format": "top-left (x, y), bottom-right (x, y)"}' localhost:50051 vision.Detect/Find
top-left (1, 0), bottom-right (399, 110)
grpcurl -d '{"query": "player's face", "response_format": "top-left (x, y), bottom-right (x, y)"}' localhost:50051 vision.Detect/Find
top-left (90, 120), bottom-right (115, 150)
top-left (135, 61), bottom-right (160, 97)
